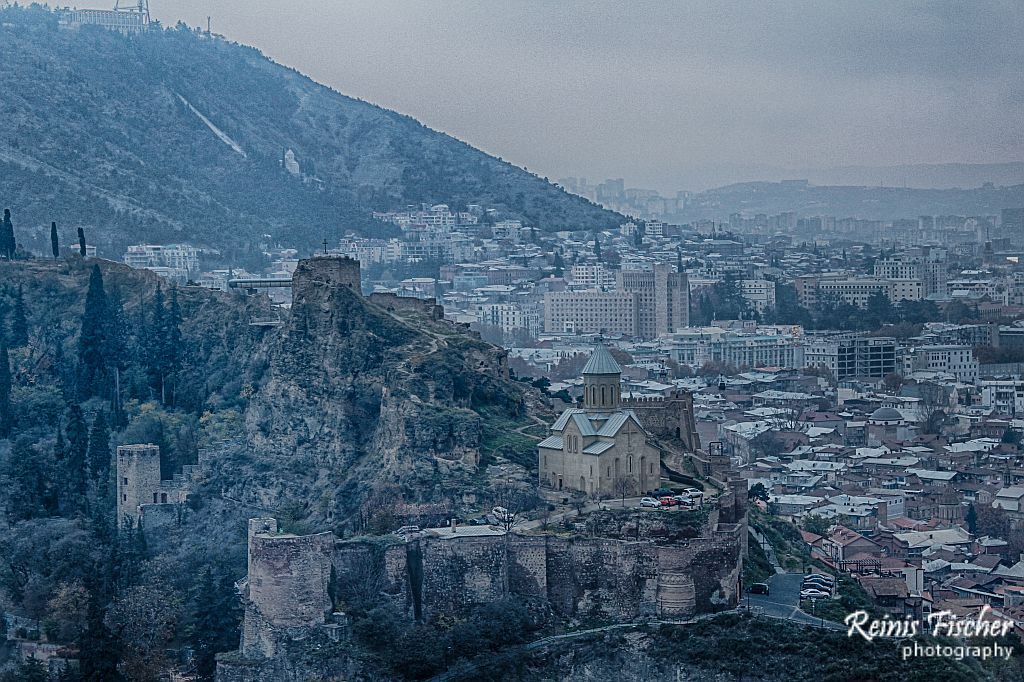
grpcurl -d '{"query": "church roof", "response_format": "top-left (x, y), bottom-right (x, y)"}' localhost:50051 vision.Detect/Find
top-left (583, 440), bottom-right (616, 455)
top-left (571, 412), bottom-right (598, 436)
top-left (582, 344), bottom-right (621, 376)
top-left (538, 435), bottom-right (564, 449)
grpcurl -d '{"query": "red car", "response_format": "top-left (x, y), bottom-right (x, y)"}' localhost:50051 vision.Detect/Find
top-left (659, 496), bottom-right (678, 507)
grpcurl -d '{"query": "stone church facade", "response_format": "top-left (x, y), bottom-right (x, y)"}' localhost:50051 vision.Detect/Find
top-left (538, 345), bottom-right (661, 496)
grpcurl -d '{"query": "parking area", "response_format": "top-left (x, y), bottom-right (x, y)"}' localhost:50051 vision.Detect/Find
top-left (745, 573), bottom-right (836, 627)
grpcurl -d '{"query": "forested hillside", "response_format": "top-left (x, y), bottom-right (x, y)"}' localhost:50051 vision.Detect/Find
top-left (0, 6), bottom-right (621, 261)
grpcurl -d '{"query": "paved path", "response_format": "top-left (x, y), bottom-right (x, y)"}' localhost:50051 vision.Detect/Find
top-left (748, 526), bottom-right (784, 574)
top-left (745, 527), bottom-right (842, 629)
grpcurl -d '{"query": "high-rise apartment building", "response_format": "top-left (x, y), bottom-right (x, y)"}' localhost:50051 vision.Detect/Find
top-left (616, 264), bottom-right (689, 338)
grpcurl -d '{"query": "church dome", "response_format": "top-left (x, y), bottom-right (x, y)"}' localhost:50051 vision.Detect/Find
top-left (582, 344), bottom-right (622, 376)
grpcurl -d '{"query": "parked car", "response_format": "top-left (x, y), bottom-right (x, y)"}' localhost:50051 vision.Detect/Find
top-left (673, 495), bottom-right (698, 510)
top-left (805, 573), bottom-right (835, 584)
top-left (800, 588), bottom-right (830, 600)
top-left (802, 577), bottom-right (833, 589)
top-left (682, 487), bottom-right (703, 500)
top-left (640, 497), bottom-right (661, 508)
top-left (652, 487), bottom-right (674, 497)
top-left (659, 496), bottom-right (679, 507)
top-left (748, 582), bottom-right (770, 595)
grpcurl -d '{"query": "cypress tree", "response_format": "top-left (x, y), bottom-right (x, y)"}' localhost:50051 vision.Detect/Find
top-left (10, 284), bottom-right (28, 348)
top-left (145, 285), bottom-right (168, 400)
top-left (165, 288), bottom-right (183, 404)
top-left (65, 404), bottom-right (89, 506)
top-left (191, 566), bottom-right (242, 681)
top-left (1, 208), bottom-right (14, 259)
top-left (105, 285), bottom-right (128, 420)
top-left (0, 341), bottom-right (12, 437)
top-left (51, 221), bottom-right (60, 259)
top-left (593, 233), bottom-right (601, 261)
top-left (78, 591), bottom-right (124, 682)
top-left (78, 227), bottom-right (87, 257)
top-left (87, 410), bottom-right (110, 480)
top-left (78, 265), bottom-right (109, 398)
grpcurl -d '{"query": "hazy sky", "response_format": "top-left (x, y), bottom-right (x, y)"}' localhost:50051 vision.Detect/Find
top-left (153, 1), bottom-right (1024, 192)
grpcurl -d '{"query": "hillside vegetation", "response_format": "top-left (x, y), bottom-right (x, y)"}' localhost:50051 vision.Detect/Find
top-left (0, 6), bottom-right (621, 260)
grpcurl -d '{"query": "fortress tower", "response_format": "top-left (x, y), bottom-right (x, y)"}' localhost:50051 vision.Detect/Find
top-left (241, 518), bottom-right (335, 659)
top-left (116, 444), bottom-right (161, 528)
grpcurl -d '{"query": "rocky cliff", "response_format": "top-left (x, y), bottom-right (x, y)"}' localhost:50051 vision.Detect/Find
top-left (234, 257), bottom-right (531, 526)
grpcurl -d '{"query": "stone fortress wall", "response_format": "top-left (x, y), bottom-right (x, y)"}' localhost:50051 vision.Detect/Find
top-left (622, 390), bottom-right (701, 453)
top-left (218, 484), bottom-right (746, 679)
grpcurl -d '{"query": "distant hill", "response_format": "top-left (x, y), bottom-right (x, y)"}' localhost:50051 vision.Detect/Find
top-left (0, 7), bottom-right (621, 261)
top-left (798, 161), bottom-right (1024, 190)
top-left (676, 180), bottom-right (1024, 223)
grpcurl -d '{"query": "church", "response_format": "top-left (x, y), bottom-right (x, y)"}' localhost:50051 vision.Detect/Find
top-left (538, 345), bottom-right (661, 497)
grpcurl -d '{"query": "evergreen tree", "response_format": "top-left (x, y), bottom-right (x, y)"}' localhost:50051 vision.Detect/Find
top-left (51, 221), bottom-right (60, 259)
top-left (65, 404), bottom-right (90, 507)
top-left (78, 265), bottom-right (109, 399)
top-left (78, 591), bottom-right (124, 682)
top-left (1, 209), bottom-right (15, 259)
top-left (104, 285), bottom-right (129, 420)
top-left (0, 341), bottom-right (11, 437)
top-left (78, 227), bottom-right (87, 257)
top-left (676, 247), bottom-right (683, 272)
top-left (145, 285), bottom-right (168, 401)
top-left (10, 284), bottom-right (28, 348)
top-left (87, 411), bottom-right (110, 480)
top-left (552, 250), bottom-right (564, 277)
top-left (966, 503), bottom-right (978, 536)
top-left (165, 288), bottom-right (183, 404)
top-left (5, 439), bottom-right (48, 521)
top-left (593, 233), bottom-right (602, 261)
top-left (191, 566), bottom-right (242, 680)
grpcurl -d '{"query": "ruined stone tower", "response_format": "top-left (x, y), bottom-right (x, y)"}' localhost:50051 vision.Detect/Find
top-left (116, 444), bottom-right (161, 528)
top-left (241, 518), bottom-right (334, 659)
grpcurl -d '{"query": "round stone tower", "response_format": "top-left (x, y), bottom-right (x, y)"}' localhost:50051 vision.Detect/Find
top-left (582, 344), bottom-right (622, 412)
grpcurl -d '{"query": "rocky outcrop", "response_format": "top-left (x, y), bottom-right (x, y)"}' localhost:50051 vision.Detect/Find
top-left (234, 257), bottom-right (529, 524)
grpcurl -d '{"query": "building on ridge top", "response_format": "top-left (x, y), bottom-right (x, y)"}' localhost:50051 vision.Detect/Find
top-left (538, 344), bottom-right (661, 496)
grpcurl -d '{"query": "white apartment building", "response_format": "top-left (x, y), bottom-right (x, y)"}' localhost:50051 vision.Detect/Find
top-left (981, 379), bottom-right (1024, 416)
top-left (665, 327), bottom-right (805, 370)
top-left (817, 277), bottom-right (922, 306)
top-left (570, 264), bottom-right (617, 290)
top-left (904, 345), bottom-right (978, 383)
top-left (475, 303), bottom-right (542, 338)
top-left (123, 244), bottom-right (199, 282)
top-left (544, 290), bottom-right (639, 336)
top-left (740, 279), bottom-right (776, 313)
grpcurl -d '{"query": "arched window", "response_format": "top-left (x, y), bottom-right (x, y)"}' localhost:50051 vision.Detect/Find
top-left (601, 386), bottom-right (606, 404)
top-left (628, 456), bottom-right (633, 473)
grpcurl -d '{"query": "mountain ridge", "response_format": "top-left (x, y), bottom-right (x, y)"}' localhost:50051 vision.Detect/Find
top-left (0, 6), bottom-right (622, 261)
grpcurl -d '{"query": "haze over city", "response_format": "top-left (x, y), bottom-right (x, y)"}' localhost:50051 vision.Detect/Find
top-left (153, 0), bottom-right (1024, 191)
top-left (4, 2), bottom-right (1024, 680)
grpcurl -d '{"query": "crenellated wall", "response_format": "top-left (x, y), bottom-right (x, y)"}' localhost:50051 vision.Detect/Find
top-left (622, 391), bottom-right (700, 452)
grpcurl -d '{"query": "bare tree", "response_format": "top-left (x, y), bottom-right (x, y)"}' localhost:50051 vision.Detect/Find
top-left (612, 475), bottom-right (636, 508)
top-left (490, 480), bottom-right (538, 532)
